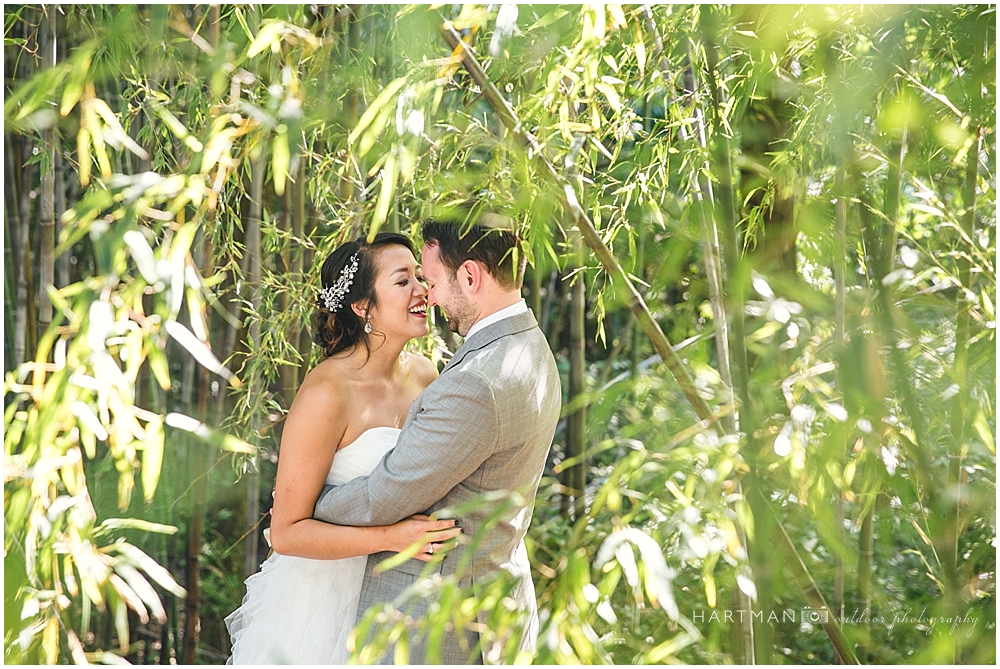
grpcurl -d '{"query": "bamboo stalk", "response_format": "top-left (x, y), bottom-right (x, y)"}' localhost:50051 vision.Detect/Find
top-left (529, 263), bottom-right (542, 324)
top-left (833, 167), bottom-right (848, 633)
top-left (342, 5), bottom-right (364, 236)
top-left (300, 139), bottom-right (323, 378)
top-left (827, 40), bottom-right (853, 658)
top-left (15, 135), bottom-right (34, 366)
top-left (699, 9), bottom-right (748, 418)
top-left (3, 207), bottom-right (17, 369)
top-left (181, 436), bottom-right (203, 665)
top-left (641, 6), bottom-right (737, 431)
top-left (856, 496), bottom-right (874, 661)
top-left (280, 181), bottom-right (295, 407)
top-left (539, 269), bottom-right (558, 338)
top-left (244, 150), bottom-right (265, 580)
top-left (643, 7), bottom-right (749, 657)
top-left (38, 5), bottom-right (56, 337)
top-left (181, 220), bottom-right (218, 664)
top-left (289, 157), bottom-right (306, 396)
top-left (5, 132), bottom-right (21, 369)
top-left (754, 487), bottom-right (860, 664)
top-left (699, 8), bottom-right (774, 661)
top-left (945, 73), bottom-right (981, 663)
top-left (209, 4), bottom-right (221, 49)
top-left (13, 18), bottom-right (35, 364)
top-left (567, 231), bottom-right (587, 520)
top-left (54, 139), bottom-right (69, 289)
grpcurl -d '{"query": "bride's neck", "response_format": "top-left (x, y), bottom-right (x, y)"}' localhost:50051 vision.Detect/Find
top-left (355, 337), bottom-right (406, 379)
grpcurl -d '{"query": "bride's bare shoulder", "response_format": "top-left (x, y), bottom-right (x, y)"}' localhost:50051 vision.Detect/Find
top-left (292, 356), bottom-right (354, 410)
top-left (403, 351), bottom-right (438, 390)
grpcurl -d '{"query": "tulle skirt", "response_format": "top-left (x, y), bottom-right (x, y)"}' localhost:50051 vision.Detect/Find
top-left (225, 551), bottom-right (367, 664)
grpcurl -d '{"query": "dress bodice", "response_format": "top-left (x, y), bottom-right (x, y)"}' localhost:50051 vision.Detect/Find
top-left (326, 427), bottom-right (400, 485)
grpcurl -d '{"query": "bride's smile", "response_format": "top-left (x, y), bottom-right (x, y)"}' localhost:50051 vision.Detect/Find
top-left (364, 244), bottom-right (430, 343)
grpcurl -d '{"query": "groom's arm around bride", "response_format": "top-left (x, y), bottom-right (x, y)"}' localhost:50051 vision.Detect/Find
top-left (312, 214), bottom-right (561, 663)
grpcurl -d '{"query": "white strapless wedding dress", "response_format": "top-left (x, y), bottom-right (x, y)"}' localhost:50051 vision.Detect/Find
top-left (225, 427), bottom-right (400, 665)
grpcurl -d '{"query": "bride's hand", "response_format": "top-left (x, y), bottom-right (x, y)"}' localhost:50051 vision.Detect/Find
top-left (385, 516), bottom-right (462, 561)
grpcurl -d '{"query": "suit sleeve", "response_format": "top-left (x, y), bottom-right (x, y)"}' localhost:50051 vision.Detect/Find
top-left (312, 370), bottom-right (499, 526)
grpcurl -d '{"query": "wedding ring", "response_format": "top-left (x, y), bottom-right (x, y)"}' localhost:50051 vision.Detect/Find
top-left (428, 545), bottom-right (434, 555)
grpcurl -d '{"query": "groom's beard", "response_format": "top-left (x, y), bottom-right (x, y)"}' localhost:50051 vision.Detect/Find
top-left (439, 291), bottom-right (477, 337)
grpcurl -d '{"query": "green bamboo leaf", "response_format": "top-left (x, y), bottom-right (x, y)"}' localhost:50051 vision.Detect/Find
top-left (114, 562), bottom-right (166, 622)
top-left (112, 589), bottom-right (131, 651)
top-left (649, 200), bottom-right (665, 228)
top-left (246, 21), bottom-right (284, 58)
top-left (527, 8), bottom-right (568, 30)
top-left (60, 41), bottom-right (97, 117)
top-left (232, 6), bottom-right (253, 42)
top-left (634, 24), bottom-right (646, 78)
top-left (357, 104), bottom-right (395, 159)
top-left (140, 415), bottom-right (164, 502)
top-left (77, 126), bottom-right (91, 187)
top-left (8, 66), bottom-right (68, 124)
top-left (123, 230), bottom-right (159, 284)
top-left (100, 518), bottom-right (178, 535)
top-left (608, 4), bottom-right (627, 28)
top-left (369, 151), bottom-right (398, 240)
top-left (164, 320), bottom-right (237, 384)
top-left (973, 411), bottom-right (994, 454)
top-left (114, 543), bottom-right (186, 598)
top-left (168, 222), bottom-right (199, 318)
top-left (219, 434), bottom-right (254, 454)
top-left (272, 125), bottom-right (290, 196)
top-left (164, 412), bottom-right (253, 454)
top-left (185, 284), bottom-right (209, 342)
top-left (91, 98), bottom-right (149, 160)
top-left (84, 652), bottom-right (130, 665)
top-left (348, 77), bottom-right (409, 147)
top-left (640, 632), bottom-right (698, 663)
top-left (146, 341), bottom-right (172, 390)
top-left (83, 101), bottom-right (112, 179)
top-left (594, 82), bottom-right (622, 113)
top-left (149, 103), bottom-right (204, 153)
top-left (42, 615), bottom-right (59, 664)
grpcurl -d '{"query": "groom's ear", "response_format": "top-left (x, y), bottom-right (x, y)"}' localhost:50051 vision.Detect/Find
top-left (458, 259), bottom-right (481, 293)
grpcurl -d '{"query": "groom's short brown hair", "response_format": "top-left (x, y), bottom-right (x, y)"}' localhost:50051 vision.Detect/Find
top-left (421, 209), bottom-right (525, 289)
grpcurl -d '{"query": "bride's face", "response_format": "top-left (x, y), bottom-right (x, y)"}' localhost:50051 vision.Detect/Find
top-left (367, 245), bottom-right (429, 341)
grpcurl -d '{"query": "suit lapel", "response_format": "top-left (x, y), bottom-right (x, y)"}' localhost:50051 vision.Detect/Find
top-left (441, 310), bottom-right (540, 374)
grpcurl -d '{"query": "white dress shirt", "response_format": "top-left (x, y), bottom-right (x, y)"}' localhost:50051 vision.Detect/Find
top-left (465, 299), bottom-right (528, 340)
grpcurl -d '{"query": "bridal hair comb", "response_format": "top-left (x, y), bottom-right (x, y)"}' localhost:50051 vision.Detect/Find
top-left (319, 253), bottom-right (359, 312)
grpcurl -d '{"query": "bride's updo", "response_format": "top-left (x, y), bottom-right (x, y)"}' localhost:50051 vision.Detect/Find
top-left (314, 232), bottom-right (415, 358)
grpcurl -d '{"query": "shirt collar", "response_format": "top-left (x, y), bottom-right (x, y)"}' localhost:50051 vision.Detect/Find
top-left (464, 299), bottom-right (528, 340)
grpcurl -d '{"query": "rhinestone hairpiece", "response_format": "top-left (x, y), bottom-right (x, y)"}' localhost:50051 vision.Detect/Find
top-left (319, 253), bottom-right (359, 312)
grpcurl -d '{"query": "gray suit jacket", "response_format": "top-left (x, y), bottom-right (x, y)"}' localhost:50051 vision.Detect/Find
top-left (313, 309), bottom-right (561, 664)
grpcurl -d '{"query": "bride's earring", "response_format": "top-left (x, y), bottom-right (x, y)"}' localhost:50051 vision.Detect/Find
top-left (364, 313), bottom-right (372, 334)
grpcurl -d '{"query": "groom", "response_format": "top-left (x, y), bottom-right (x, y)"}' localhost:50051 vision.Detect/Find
top-left (312, 210), bottom-right (561, 663)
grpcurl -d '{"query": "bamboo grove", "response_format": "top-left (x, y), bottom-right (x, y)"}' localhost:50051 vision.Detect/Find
top-left (4, 4), bottom-right (995, 664)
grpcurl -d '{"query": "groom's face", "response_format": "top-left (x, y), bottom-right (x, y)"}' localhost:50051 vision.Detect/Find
top-left (422, 243), bottom-right (477, 336)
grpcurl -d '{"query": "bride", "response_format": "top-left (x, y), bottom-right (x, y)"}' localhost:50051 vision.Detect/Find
top-left (225, 232), bottom-right (461, 664)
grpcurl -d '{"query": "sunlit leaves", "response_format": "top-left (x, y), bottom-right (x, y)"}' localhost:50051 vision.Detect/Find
top-left (59, 40), bottom-right (97, 116)
top-left (246, 19), bottom-right (319, 59)
top-left (348, 76), bottom-right (410, 153)
top-left (147, 101), bottom-right (204, 153)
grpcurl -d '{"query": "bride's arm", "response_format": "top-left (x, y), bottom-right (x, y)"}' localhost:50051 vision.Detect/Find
top-left (268, 376), bottom-right (458, 560)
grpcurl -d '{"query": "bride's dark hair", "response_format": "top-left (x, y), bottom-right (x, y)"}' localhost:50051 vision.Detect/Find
top-left (314, 232), bottom-right (415, 358)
